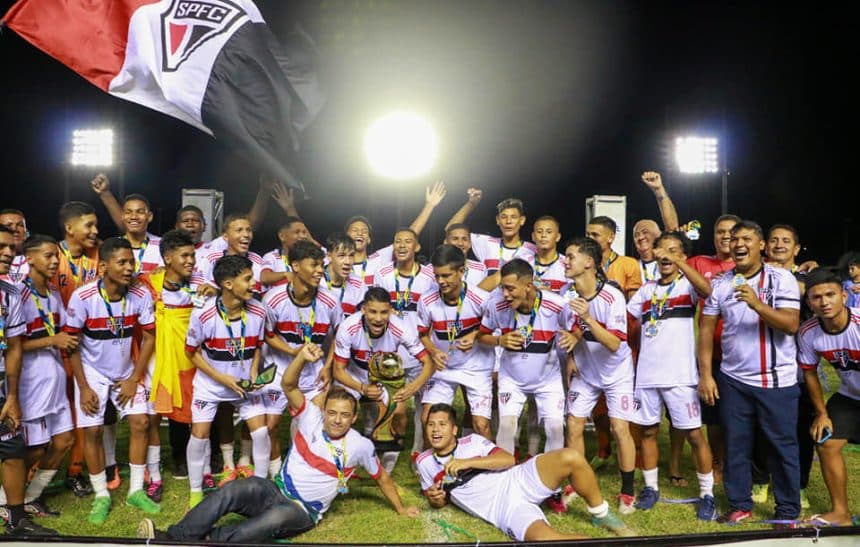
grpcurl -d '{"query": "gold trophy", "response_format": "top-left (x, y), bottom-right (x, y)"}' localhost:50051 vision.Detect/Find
top-left (367, 351), bottom-right (406, 452)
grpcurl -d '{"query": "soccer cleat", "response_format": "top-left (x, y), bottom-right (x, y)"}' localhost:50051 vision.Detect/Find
top-left (751, 483), bottom-right (769, 504)
top-left (127, 489), bottom-right (162, 514)
top-left (217, 467), bottom-right (239, 487)
top-left (543, 492), bottom-right (568, 514)
top-left (589, 455), bottom-right (610, 471)
top-left (717, 508), bottom-right (752, 524)
top-left (106, 465), bottom-right (121, 491)
top-left (592, 511), bottom-right (635, 537)
top-left (634, 487), bottom-right (659, 510)
top-left (799, 488), bottom-right (810, 510)
top-left (137, 517), bottom-right (171, 541)
top-left (202, 474), bottom-right (217, 493)
top-left (146, 480), bottom-right (164, 503)
top-left (88, 496), bottom-right (111, 525)
top-left (0, 505), bottom-right (10, 525)
top-left (5, 516), bottom-right (59, 536)
top-left (173, 461), bottom-right (189, 480)
top-left (66, 474), bottom-right (94, 498)
top-left (697, 494), bottom-right (717, 521)
top-left (561, 484), bottom-right (580, 505)
top-left (236, 464), bottom-right (255, 478)
top-left (188, 490), bottom-right (204, 510)
top-left (617, 493), bottom-right (636, 515)
top-left (24, 498), bottom-right (61, 518)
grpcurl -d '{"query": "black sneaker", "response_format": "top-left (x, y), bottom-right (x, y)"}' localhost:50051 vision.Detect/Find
top-left (5, 516), bottom-right (59, 536)
top-left (173, 461), bottom-right (189, 480)
top-left (65, 474), bottom-right (94, 498)
top-left (24, 498), bottom-right (60, 518)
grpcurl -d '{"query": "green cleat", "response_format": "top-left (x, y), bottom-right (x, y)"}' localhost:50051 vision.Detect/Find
top-left (127, 489), bottom-right (162, 514)
top-left (592, 511), bottom-right (636, 537)
top-left (87, 496), bottom-right (111, 525)
top-left (188, 490), bottom-right (204, 510)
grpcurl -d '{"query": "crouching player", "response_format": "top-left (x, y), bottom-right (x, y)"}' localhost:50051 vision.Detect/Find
top-left (417, 403), bottom-right (634, 541)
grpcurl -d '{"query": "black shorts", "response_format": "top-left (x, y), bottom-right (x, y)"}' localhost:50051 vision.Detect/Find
top-left (0, 396), bottom-right (27, 460)
top-left (826, 393), bottom-right (860, 444)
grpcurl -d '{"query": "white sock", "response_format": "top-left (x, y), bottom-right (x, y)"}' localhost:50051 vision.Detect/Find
top-left (587, 500), bottom-right (610, 519)
top-left (220, 442), bottom-right (235, 470)
top-left (268, 457), bottom-right (282, 479)
top-left (381, 451), bottom-right (399, 473)
top-left (91, 471), bottom-right (109, 498)
top-left (147, 445), bottom-right (162, 483)
top-left (103, 423), bottom-right (117, 467)
top-left (495, 416), bottom-right (519, 454)
top-left (129, 463), bottom-right (146, 495)
top-left (697, 471), bottom-right (714, 498)
top-left (644, 467), bottom-right (659, 491)
top-left (238, 438), bottom-right (252, 468)
top-left (203, 441), bottom-right (212, 475)
top-left (411, 395), bottom-right (424, 454)
top-left (187, 436), bottom-right (208, 491)
top-left (543, 418), bottom-right (564, 452)
top-left (24, 469), bottom-right (58, 503)
top-left (249, 428), bottom-right (270, 479)
top-left (0, 485), bottom-right (6, 505)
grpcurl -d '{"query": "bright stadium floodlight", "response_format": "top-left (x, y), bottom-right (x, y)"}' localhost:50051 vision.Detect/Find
top-left (71, 128), bottom-right (114, 167)
top-left (675, 136), bottom-right (719, 174)
top-left (364, 112), bottom-right (437, 180)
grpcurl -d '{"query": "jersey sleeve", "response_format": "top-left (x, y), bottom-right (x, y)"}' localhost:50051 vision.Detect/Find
top-left (137, 290), bottom-right (155, 330)
top-left (416, 457), bottom-right (437, 491)
top-left (470, 233), bottom-right (491, 261)
top-left (625, 260), bottom-right (643, 293)
top-left (605, 295), bottom-right (628, 340)
top-left (185, 308), bottom-right (206, 353)
top-left (63, 290), bottom-right (87, 333)
top-left (796, 327), bottom-right (819, 369)
top-left (559, 299), bottom-right (577, 331)
top-left (3, 291), bottom-right (25, 338)
top-left (473, 433), bottom-right (500, 457)
top-left (334, 322), bottom-right (352, 364)
top-left (480, 300), bottom-right (498, 333)
top-left (702, 280), bottom-right (724, 316)
top-left (355, 438), bottom-right (382, 480)
top-left (290, 397), bottom-right (324, 438)
top-left (416, 297), bottom-right (431, 335)
top-left (261, 251), bottom-right (278, 273)
top-left (687, 278), bottom-right (700, 306)
top-left (773, 271), bottom-right (801, 310)
top-left (200, 258), bottom-right (217, 289)
top-left (626, 286), bottom-right (646, 320)
top-left (399, 324), bottom-right (428, 360)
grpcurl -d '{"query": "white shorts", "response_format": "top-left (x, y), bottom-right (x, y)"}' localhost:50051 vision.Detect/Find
top-left (496, 376), bottom-right (565, 421)
top-left (74, 365), bottom-right (149, 428)
top-left (567, 376), bottom-right (634, 420)
top-left (263, 385), bottom-right (324, 414)
top-left (190, 392), bottom-right (268, 424)
top-left (421, 372), bottom-right (493, 418)
top-left (632, 385), bottom-right (702, 429)
top-left (22, 409), bottom-right (75, 447)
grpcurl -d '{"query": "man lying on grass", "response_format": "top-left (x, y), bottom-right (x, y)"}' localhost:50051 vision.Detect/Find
top-left (138, 344), bottom-right (419, 542)
top-left (416, 403), bottom-right (635, 541)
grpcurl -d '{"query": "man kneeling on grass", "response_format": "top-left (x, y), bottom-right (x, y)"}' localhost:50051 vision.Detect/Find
top-left (138, 344), bottom-right (419, 542)
top-left (416, 403), bottom-right (635, 541)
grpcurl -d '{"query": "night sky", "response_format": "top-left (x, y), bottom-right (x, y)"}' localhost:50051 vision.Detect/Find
top-left (1, 1), bottom-right (856, 263)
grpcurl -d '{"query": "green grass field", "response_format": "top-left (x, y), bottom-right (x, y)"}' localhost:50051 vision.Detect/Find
top-left (4, 369), bottom-right (859, 542)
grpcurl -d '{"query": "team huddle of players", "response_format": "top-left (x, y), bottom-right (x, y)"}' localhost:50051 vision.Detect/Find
top-left (0, 172), bottom-right (857, 541)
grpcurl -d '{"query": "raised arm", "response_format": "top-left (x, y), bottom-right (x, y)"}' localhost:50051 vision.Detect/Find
top-left (408, 182), bottom-right (447, 236)
top-left (90, 173), bottom-right (125, 232)
top-left (444, 188), bottom-right (482, 230)
top-left (280, 343), bottom-right (325, 410)
top-left (248, 176), bottom-right (275, 231)
top-left (641, 172), bottom-right (679, 232)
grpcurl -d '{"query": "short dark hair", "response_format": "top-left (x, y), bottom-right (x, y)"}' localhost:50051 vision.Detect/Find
top-left (100, 237), bottom-right (132, 262)
top-left (655, 230), bottom-right (692, 257)
top-left (767, 224), bottom-right (800, 246)
top-left (564, 237), bottom-right (606, 281)
top-left (325, 387), bottom-right (358, 414)
top-left (804, 267), bottom-right (844, 294)
top-left (714, 214), bottom-right (742, 231)
top-left (445, 223), bottom-right (470, 236)
top-left (23, 234), bottom-right (57, 254)
top-left (326, 232), bottom-right (356, 254)
top-left (176, 205), bottom-right (205, 223)
top-left (431, 244), bottom-right (465, 270)
top-left (213, 254), bottom-right (253, 287)
top-left (288, 240), bottom-right (325, 263)
top-left (223, 213), bottom-right (251, 231)
top-left (587, 216), bottom-right (617, 234)
top-left (427, 403), bottom-right (457, 422)
top-left (279, 216), bottom-right (304, 232)
top-left (344, 215), bottom-right (372, 235)
top-left (0, 208), bottom-right (24, 217)
top-left (730, 220), bottom-right (764, 240)
top-left (123, 193), bottom-right (151, 210)
top-left (363, 286), bottom-right (391, 305)
top-left (159, 229), bottom-right (195, 259)
top-left (58, 201), bottom-right (96, 231)
top-left (496, 198), bottom-right (524, 215)
top-left (500, 258), bottom-right (534, 280)
top-left (394, 227), bottom-right (419, 240)
top-left (533, 215), bottom-right (559, 229)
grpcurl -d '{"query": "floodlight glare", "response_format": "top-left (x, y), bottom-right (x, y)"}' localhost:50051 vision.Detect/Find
top-left (71, 128), bottom-right (114, 167)
top-left (675, 136), bottom-right (719, 174)
top-left (364, 112), bottom-right (437, 180)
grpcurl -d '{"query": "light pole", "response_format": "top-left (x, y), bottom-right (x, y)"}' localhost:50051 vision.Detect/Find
top-left (674, 135), bottom-right (727, 214)
top-left (69, 128), bottom-right (114, 201)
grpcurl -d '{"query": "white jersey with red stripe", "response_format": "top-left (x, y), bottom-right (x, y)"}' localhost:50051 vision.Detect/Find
top-left (160, 275), bottom-right (206, 308)
top-left (627, 276), bottom-right (699, 387)
top-left (277, 397), bottom-right (381, 523)
top-left (200, 250), bottom-right (265, 296)
top-left (470, 234), bottom-right (536, 275)
top-left (352, 244), bottom-right (394, 286)
top-left (797, 308), bottom-right (860, 401)
top-left (639, 259), bottom-right (660, 284)
top-left (203, 236), bottom-right (229, 254)
top-left (0, 280), bottom-right (26, 375)
top-left (185, 298), bottom-right (266, 401)
top-left (0, 255), bottom-right (29, 284)
top-left (373, 263), bottom-right (437, 340)
top-left (18, 282), bottom-right (68, 420)
top-left (423, 260), bottom-right (488, 289)
top-left (320, 273), bottom-right (366, 317)
top-left (703, 264), bottom-right (801, 388)
top-left (64, 281), bottom-right (155, 381)
top-left (417, 285), bottom-right (494, 376)
top-left (531, 254), bottom-right (567, 294)
top-left (262, 248), bottom-right (292, 277)
top-left (263, 284), bottom-right (342, 393)
top-left (128, 233), bottom-right (163, 274)
top-left (568, 281), bottom-right (634, 388)
top-left (333, 311), bottom-right (427, 372)
top-left (480, 289), bottom-right (575, 390)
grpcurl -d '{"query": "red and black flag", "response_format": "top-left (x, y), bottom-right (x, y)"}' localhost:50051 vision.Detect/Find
top-left (2, 0), bottom-right (324, 192)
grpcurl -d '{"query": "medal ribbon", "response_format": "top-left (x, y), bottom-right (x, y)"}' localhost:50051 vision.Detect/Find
top-left (133, 237), bottom-right (148, 274)
top-left (281, 250), bottom-right (290, 271)
top-left (324, 268), bottom-right (345, 301)
top-left (445, 284), bottom-right (466, 352)
top-left (648, 274), bottom-right (680, 332)
top-left (59, 241), bottom-right (93, 285)
top-left (24, 278), bottom-right (55, 337)
top-left (362, 316), bottom-right (381, 354)
top-left (513, 292), bottom-right (541, 346)
top-left (394, 265), bottom-right (417, 314)
top-left (216, 296), bottom-right (247, 361)
top-left (534, 253), bottom-right (558, 278)
top-left (290, 285), bottom-right (317, 344)
top-left (641, 259), bottom-right (657, 282)
top-left (98, 280), bottom-right (127, 339)
top-left (602, 250), bottom-right (618, 272)
top-left (322, 431), bottom-right (349, 492)
top-left (498, 241), bottom-right (523, 269)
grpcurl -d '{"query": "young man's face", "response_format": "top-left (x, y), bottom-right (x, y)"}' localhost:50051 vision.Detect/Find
top-left (164, 244), bottom-right (196, 281)
top-left (714, 219), bottom-right (737, 257)
top-left (25, 242), bottom-right (60, 280)
top-left (322, 397), bottom-right (358, 439)
top-left (0, 232), bottom-right (16, 275)
top-left (433, 264), bottom-right (465, 300)
top-left (393, 230), bottom-right (420, 264)
top-left (278, 221), bottom-right (310, 250)
top-left (806, 282), bottom-right (847, 321)
top-left (363, 299), bottom-right (392, 336)
top-left (67, 214), bottom-right (99, 250)
top-left (656, 237), bottom-right (684, 278)
top-left (122, 199), bottom-right (152, 236)
top-left (328, 245), bottom-right (355, 279)
top-left (766, 228), bottom-right (800, 266)
top-left (633, 220), bottom-right (660, 257)
top-left (849, 263), bottom-right (860, 283)
top-left (225, 219), bottom-right (253, 255)
top-left (445, 228), bottom-right (471, 255)
top-left (221, 268), bottom-right (255, 302)
top-left (293, 256), bottom-right (324, 288)
top-left (500, 273), bottom-right (533, 311)
top-left (532, 219), bottom-right (560, 254)
top-left (176, 211), bottom-right (205, 243)
top-left (496, 207), bottom-right (525, 240)
top-left (729, 228), bottom-right (764, 269)
top-left (0, 213), bottom-right (27, 251)
top-left (585, 224), bottom-right (614, 253)
top-left (426, 410), bottom-right (458, 451)
top-left (346, 221), bottom-right (371, 254)
top-left (564, 245), bottom-right (591, 279)
top-left (102, 248), bottom-right (136, 287)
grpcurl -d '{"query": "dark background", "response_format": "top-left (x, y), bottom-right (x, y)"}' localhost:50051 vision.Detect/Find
top-left (1, 1), bottom-right (856, 262)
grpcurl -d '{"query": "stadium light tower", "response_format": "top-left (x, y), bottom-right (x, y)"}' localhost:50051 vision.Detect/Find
top-left (71, 128), bottom-right (114, 167)
top-left (674, 135), bottom-right (728, 214)
top-left (364, 112), bottom-right (437, 180)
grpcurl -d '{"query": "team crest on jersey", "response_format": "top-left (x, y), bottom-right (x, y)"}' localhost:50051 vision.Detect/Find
top-left (633, 398), bottom-right (642, 412)
top-left (67, 307), bottom-right (76, 318)
top-left (446, 320), bottom-right (462, 334)
top-left (499, 392), bottom-right (511, 405)
top-left (192, 399), bottom-right (209, 410)
top-left (160, 0), bottom-right (248, 72)
top-left (758, 287), bottom-right (773, 305)
top-left (225, 339), bottom-right (241, 357)
top-left (518, 326), bottom-right (533, 347)
top-left (268, 392), bottom-right (282, 403)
